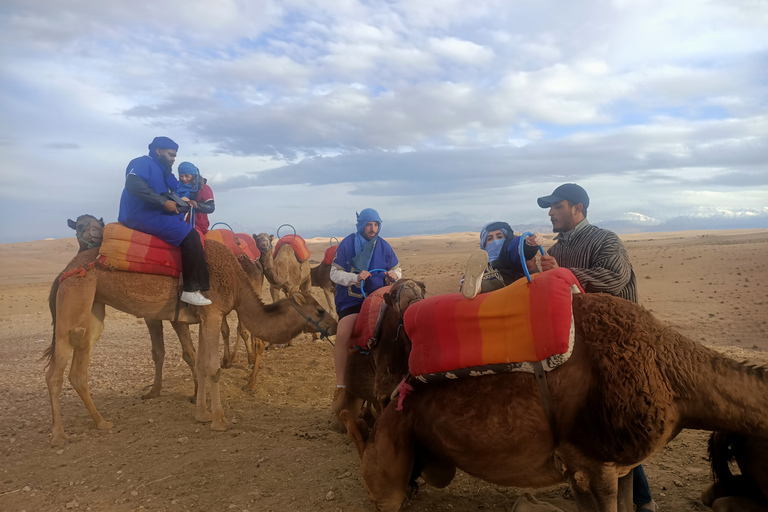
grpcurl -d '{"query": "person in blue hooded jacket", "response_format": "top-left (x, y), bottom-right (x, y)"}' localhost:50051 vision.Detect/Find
top-left (460, 221), bottom-right (543, 299)
top-left (117, 136), bottom-right (211, 306)
top-left (329, 208), bottom-right (401, 416)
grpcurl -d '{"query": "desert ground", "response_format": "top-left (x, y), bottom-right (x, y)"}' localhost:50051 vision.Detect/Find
top-left (1, 228), bottom-right (767, 512)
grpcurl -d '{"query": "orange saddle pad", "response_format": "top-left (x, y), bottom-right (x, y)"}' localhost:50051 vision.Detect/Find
top-left (404, 268), bottom-right (584, 382)
top-left (348, 286), bottom-right (392, 350)
top-left (97, 223), bottom-right (182, 277)
top-left (235, 233), bottom-right (261, 261)
top-left (205, 229), bottom-right (260, 261)
top-left (322, 245), bottom-right (338, 265)
top-left (273, 234), bottom-right (310, 263)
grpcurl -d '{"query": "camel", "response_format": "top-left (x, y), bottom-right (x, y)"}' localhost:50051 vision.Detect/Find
top-left (44, 239), bottom-right (337, 446)
top-left (701, 432), bottom-right (768, 511)
top-left (68, 214), bottom-right (104, 252)
top-left (254, 233), bottom-right (311, 303)
top-left (338, 279), bottom-right (768, 512)
top-left (310, 260), bottom-right (336, 316)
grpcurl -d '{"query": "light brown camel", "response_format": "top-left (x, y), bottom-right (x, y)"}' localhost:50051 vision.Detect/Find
top-left (44, 240), bottom-right (337, 446)
top-left (254, 233), bottom-right (311, 303)
top-left (339, 279), bottom-right (768, 512)
top-left (701, 432), bottom-right (768, 512)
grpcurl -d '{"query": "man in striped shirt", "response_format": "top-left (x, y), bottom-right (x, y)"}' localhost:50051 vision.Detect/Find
top-left (537, 183), bottom-right (657, 512)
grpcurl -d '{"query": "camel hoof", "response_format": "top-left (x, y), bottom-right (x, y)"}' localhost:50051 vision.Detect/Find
top-left (243, 382), bottom-right (257, 392)
top-left (210, 418), bottom-right (228, 431)
top-left (195, 411), bottom-right (213, 423)
top-left (141, 389), bottom-right (161, 400)
top-left (50, 432), bottom-right (70, 447)
top-left (187, 395), bottom-right (196, 404)
top-left (96, 420), bottom-right (114, 430)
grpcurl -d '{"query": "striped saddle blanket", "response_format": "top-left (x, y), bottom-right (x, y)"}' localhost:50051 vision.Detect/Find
top-left (97, 223), bottom-right (182, 277)
top-left (348, 286), bottom-right (392, 350)
top-left (205, 230), bottom-right (261, 262)
top-left (273, 234), bottom-right (310, 263)
top-left (404, 268), bottom-right (583, 383)
top-left (322, 245), bottom-right (338, 265)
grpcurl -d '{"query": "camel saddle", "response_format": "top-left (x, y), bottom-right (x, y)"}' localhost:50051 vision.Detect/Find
top-left (322, 245), bottom-right (338, 265)
top-left (97, 223), bottom-right (182, 277)
top-left (205, 229), bottom-right (260, 262)
top-left (348, 286), bottom-right (392, 350)
top-left (405, 268), bottom-right (584, 383)
top-left (273, 234), bottom-right (310, 263)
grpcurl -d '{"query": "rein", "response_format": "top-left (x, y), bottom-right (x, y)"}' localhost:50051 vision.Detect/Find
top-left (76, 222), bottom-right (101, 249)
top-left (290, 300), bottom-right (333, 345)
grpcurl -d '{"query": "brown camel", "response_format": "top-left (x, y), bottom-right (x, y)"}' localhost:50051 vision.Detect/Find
top-left (701, 432), bottom-right (768, 511)
top-left (339, 279), bottom-right (768, 512)
top-left (310, 261), bottom-right (336, 316)
top-left (254, 233), bottom-right (311, 303)
top-left (44, 240), bottom-right (337, 446)
top-left (67, 214), bottom-right (104, 252)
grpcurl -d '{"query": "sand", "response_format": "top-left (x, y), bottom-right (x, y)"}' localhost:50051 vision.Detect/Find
top-left (0, 229), bottom-right (766, 511)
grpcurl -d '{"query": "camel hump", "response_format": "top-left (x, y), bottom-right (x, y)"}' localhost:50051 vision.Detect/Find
top-left (97, 222), bottom-right (181, 277)
top-left (206, 229), bottom-right (261, 262)
top-left (405, 268), bottom-right (582, 381)
top-left (274, 234), bottom-right (310, 263)
top-left (348, 286), bottom-right (392, 350)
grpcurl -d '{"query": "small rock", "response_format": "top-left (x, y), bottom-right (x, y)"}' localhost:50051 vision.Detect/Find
top-left (131, 491), bottom-right (138, 496)
top-left (23, 486), bottom-right (31, 492)
top-left (56, 449), bottom-right (64, 455)
top-left (66, 501), bottom-right (79, 509)
top-left (148, 419), bottom-right (154, 424)
top-left (326, 491), bottom-right (335, 501)
top-left (229, 505), bottom-right (237, 509)
top-left (178, 437), bottom-right (189, 444)
top-left (673, 480), bottom-right (685, 487)
top-left (338, 471), bottom-right (351, 479)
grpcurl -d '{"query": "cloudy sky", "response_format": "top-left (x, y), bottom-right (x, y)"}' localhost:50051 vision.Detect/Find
top-left (1, 0), bottom-right (766, 242)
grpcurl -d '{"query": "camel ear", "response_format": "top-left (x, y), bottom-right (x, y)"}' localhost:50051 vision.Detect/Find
top-left (67, 219), bottom-right (77, 230)
top-left (99, 217), bottom-right (104, 224)
top-left (340, 410), bottom-right (369, 458)
top-left (293, 293), bottom-right (306, 305)
top-left (270, 235), bottom-right (274, 242)
top-left (383, 292), bottom-right (394, 307)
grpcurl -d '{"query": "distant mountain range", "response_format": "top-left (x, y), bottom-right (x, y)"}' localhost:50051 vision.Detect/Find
top-left (307, 207), bottom-right (768, 238)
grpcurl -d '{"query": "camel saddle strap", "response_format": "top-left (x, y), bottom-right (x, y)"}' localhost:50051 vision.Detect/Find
top-left (532, 360), bottom-right (559, 447)
top-left (173, 276), bottom-right (186, 322)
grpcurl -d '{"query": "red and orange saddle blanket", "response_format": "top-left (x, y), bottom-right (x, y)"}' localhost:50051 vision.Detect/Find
top-left (404, 268), bottom-right (584, 383)
top-left (348, 286), bottom-right (392, 350)
top-left (322, 245), bottom-right (338, 265)
top-left (98, 224), bottom-right (262, 279)
top-left (205, 229), bottom-right (261, 262)
top-left (273, 234), bottom-right (310, 263)
top-left (98, 223), bottom-right (182, 277)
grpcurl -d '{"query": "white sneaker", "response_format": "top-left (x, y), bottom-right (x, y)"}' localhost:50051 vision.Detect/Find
top-left (461, 250), bottom-right (488, 299)
top-left (180, 291), bottom-right (212, 306)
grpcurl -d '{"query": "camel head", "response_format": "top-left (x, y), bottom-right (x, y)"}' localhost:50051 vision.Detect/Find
top-left (253, 233), bottom-right (274, 256)
top-left (68, 214), bottom-right (104, 252)
top-left (368, 279), bottom-right (426, 410)
top-left (290, 292), bottom-right (338, 338)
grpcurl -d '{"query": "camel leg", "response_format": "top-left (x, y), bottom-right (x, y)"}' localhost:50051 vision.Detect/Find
top-left (617, 472), bottom-right (633, 512)
top-left (68, 302), bottom-right (113, 431)
top-left (244, 331), bottom-right (256, 366)
top-left (197, 312), bottom-right (229, 431)
top-left (194, 317), bottom-right (211, 423)
top-left (269, 284), bottom-right (281, 303)
top-left (47, 276), bottom-right (97, 446)
top-left (170, 322), bottom-right (197, 400)
top-left (323, 289), bottom-right (336, 319)
top-left (220, 316), bottom-right (233, 368)
top-left (244, 339), bottom-right (266, 391)
top-left (142, 319), bottom-right (165, 399)
top-left (232, 318), bottom-right (250, 365)
top-left (568, 465), bottom-right (622, 512)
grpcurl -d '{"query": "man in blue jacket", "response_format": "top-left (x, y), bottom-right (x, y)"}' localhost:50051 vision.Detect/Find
top-left (118, 136), bottom-right (211, 306)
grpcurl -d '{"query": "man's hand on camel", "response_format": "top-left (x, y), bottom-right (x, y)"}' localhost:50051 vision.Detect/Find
top-left (357, 270), bottom-right (372, 282)
top-left (163, 200), bottom-right (179, 213)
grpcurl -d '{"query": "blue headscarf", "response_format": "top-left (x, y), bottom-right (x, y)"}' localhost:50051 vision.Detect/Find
top-left (147, 136), bottom-right (179, 172)
top-left (480, 221), bottom-right (514, 261)
top-left (177, 161), bottom-right (199, 199)
top-left (348, 208), bottom-right (382, 271)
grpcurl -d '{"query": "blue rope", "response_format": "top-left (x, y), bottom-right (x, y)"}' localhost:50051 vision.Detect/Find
top-left (519, 232), bottom-right (546, 282)
top-left (359, 268), bottom-right (387, 298)
top-left (210, 222), bottom-right (235, 232)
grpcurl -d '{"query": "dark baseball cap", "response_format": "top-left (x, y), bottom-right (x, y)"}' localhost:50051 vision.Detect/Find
top-left (537, 183), bottom-right (590, 209)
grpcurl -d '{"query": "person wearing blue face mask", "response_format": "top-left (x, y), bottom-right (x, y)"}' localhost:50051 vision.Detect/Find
top-left (329, 208), bottom-right (401, 420)
top-left (461, 221), bottom-right (543, 299)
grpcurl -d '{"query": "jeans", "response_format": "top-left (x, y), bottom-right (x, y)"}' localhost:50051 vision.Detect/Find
top-left (633, 465), bottom-right (653, 504)
top-left (180, 229), bottom-right (210, 292)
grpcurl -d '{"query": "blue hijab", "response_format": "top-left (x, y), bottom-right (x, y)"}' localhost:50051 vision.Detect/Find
top-left (177, 161), bottom-right (200, 199)
top-left (348, 208), bottom-right (382, 271)
top-left (481, 221), bottom-right (514, 261)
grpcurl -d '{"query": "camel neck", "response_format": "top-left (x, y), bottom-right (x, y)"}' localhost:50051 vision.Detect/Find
top-left (235, 290), bottom-right (305, 345)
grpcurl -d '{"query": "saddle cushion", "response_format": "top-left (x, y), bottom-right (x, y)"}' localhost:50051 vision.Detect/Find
top-left (205, 230), bottom-right (260, 261)
top-left (322, 245), bottom-right (338, 265)
top-left (235, 233), bottom-right (261, 261)
top-left (348, 286), bottom-right (392, 350)
top-left (405, 268), bottom-right (584, 381)
top-left (273, 234), bottom-right (310, 263)
top-left (97, 222), bottom-right (181, 277)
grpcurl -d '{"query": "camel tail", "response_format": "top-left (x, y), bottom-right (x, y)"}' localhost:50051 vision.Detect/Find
top-left (41, 275), bottom-right (60, 367)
